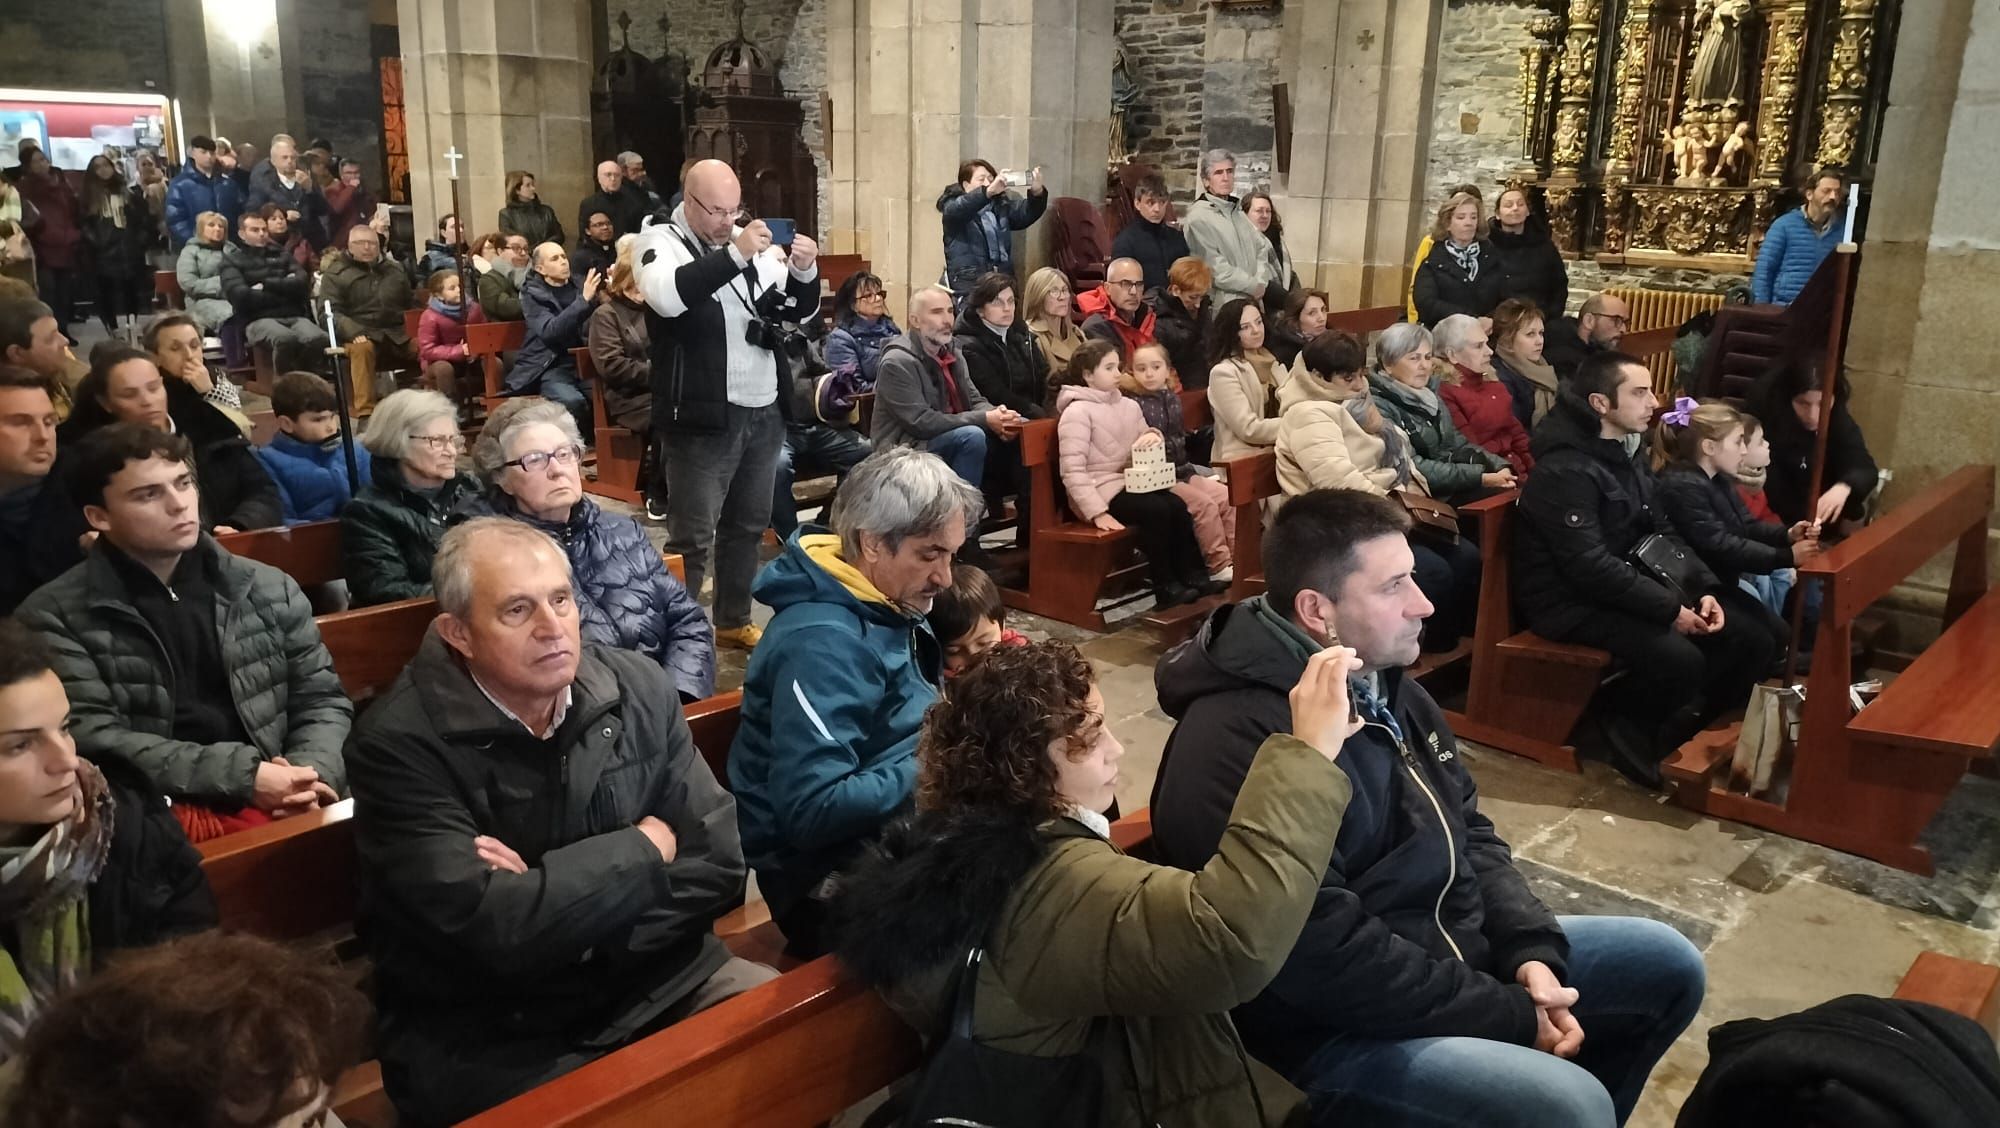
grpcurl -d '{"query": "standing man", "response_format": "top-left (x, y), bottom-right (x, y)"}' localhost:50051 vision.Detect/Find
top-left (1751, 167), bottom-right (1845, 306)
top-left (322, 158), bottom-right (375, 249)
top-left (618, 151), bottom-right (665, 220)
top-left (580, 160), bottom-right (644, 239)
top-left (632, 158), bottom-right (820, 650)
top-left (243, 134), bottom-right (313, 227)
top-left (163, 136), bottom-right (244, 250)
top-left (1543, 292), bottom-right (1629, 385)
top-left (1182, 149), bottom-right (1275, 311)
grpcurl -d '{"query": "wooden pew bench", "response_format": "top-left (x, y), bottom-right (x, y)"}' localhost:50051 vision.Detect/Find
top-left (572, 345), bottom-right (646, 504)
top-left (1218, 448), bottom-right (1278, 601)
top-left (218, 520), bottom-right (346, 591)
top-left (467, 319), bottom-right (528, 414)
top-left (1894, 951), bottom-right (2000, 1039)
top-left (317, 597), bottom-right (438, 705)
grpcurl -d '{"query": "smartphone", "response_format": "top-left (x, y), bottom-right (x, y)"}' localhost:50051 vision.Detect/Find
top-left (762, 218), bottom-right (797, 246)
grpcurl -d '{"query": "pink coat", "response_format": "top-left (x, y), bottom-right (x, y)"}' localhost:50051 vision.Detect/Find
top-left (1056, 383), bottom-right (1154, 521)
top-left (417, 301), bottom-right (487, 366)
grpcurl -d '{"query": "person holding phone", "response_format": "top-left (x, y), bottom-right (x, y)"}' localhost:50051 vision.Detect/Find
top-left (1152, 488), bottom-right (1706, 1128)
top-left (937, 159), bottom-right (1047, 302)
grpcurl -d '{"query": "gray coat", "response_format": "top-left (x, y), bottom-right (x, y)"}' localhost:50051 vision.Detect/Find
top-left (14, 535), bottom-right (352, 804)
top-left (174, 239), bottom-right (236, 332)
top-left (869, 332), bottom-right (995, 453)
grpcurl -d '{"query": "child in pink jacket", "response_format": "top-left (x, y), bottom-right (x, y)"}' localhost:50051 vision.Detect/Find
top-left (416, 267), bottom-right (487, 409)
top-left (1122, 341), bottom-right (1234, 579)
top-left (1056, 340), bottom-right (1223, 610)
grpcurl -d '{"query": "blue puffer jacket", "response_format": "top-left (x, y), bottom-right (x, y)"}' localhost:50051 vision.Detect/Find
top-left (1751, 207), bottom-right (1840, 305)
top-left (507, 274), bottom-right (592, 393)
top-left (452, 489), bottom-right (716, 699)
top-left (254, 432), bottom-right (372, 524)
top-left (728, 529), bottom-right (941, 927)
top-left (936, 182), bottom-right (1048, 295)
top-left (163, 161), bottom-right (244, 247)
top-left (823, 313), bottom-right (902, 383)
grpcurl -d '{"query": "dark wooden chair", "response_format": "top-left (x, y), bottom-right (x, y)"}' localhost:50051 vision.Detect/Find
top-left (466, 319), bottom-right (528, 414)
top-left (316, 597), bottom-right (437, 705)
top-left (217, 520), bottom-right (346, 590)
top-left (574, 346), bottom-right (644, 504)
top-left (1050, 197), bottom-right (1111, 295)
top-left (153, 270), bottom-right (183, 311)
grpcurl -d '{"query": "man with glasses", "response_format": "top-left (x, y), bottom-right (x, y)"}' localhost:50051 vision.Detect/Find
top-left (579, 159), bottom-right (646, 239)
top-left (573, 210), bottom-right (620, 280)
top-left (632, 158), bottom-right (821, 650)
top-left (1080, 257), bottom-right (1159, 365)
top-left (1544, 291), bottom-right (1629, 385)
top-left (477, 234), bottom-right (532, 320)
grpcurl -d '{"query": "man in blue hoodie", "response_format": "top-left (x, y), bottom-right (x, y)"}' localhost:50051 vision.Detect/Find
top-left (254, 371), bottom-right (370, 524)
top-left (1751, 168), bottom-right (1845, 306)
top-left (727, 446), bottom-right (984, 959)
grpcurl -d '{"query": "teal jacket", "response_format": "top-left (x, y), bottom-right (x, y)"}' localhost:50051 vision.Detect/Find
top-left (728, 529), bottom-right (941, 928)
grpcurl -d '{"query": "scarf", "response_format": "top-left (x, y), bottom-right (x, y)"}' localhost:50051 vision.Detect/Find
top-left (1244, 347), bottom-right (1282, 416)
top-left (1444, 239), bottom-right (1480, 281)
top-left (429, 295), bottom-right (465, 321)
top-left (1348, 397), bottom-right (1415, 488)
top-left (934, 347), bottom-right (967, 413)
top-left (0, 760), bottom-right (112, 1062)
top-left (1496, 343), bottom-right (1559, 425)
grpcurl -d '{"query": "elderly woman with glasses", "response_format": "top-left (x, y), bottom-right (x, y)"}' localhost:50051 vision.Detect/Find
top-left (341, 388), bottom-right (482, 607)
top-left (454, 397), bottom-right (716, 700)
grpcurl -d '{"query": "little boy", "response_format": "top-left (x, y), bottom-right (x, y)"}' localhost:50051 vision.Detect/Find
top-left (927, 564), bottom-right (1027, 678)
top-left (1735, 415), bottom-right (1795, 617)
top-left (254, 370), bottom-right (372, 524)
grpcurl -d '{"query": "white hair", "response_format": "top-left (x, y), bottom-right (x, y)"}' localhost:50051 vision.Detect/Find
top-left (470, 397), bottom-right (584, 481)
top-left (1199, 148), bottom-right (1237, 180)
top-left (361, 389), bottom-right (458, 461)
top-left (433, 518), bottom-right (569, 619)
top-left (831, 447), bottom-right (984, 561)
top-left (907, 284), bottom-right (953, 321)
top-left (1374, 321), bottom-right (1435, 372)
top-left (1431, 314), bottom-right (1486, 361)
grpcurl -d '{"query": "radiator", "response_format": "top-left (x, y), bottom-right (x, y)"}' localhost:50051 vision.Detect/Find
top-left (1607, 287), bottom-right (1725, 395)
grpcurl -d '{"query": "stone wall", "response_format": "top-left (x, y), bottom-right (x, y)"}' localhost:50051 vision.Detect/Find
top-left (0, 0), bottom-right (173, 94)
top-left (1112, 0), bottom-right (1281, 198)
top-left (294, 1), bottom-right (385, 187)
top-left (1424, 0), bottom-right (1537, 204)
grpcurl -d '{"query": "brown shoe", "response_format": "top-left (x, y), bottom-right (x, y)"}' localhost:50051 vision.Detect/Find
top-left (715, 624), bottom-right (764, 650)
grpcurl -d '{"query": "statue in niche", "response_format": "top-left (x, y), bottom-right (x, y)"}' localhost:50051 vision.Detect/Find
top-left (1676, 123), bottom-right (1713, 185)
top-left (1660, 124), bottom-right (1689, 184)
top-left (1689, 0), bottom-right (1755, 109)
top-left (1717, 123), bottom-right (1755, 185)
top-left (1110, 25), bottom-right (1140, 164)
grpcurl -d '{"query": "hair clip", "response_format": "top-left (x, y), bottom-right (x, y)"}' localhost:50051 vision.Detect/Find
top-left (1661, 396), bottom-right (1697, 427)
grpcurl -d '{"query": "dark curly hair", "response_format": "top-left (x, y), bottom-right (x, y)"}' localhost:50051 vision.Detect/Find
top-left (917, 640), bottom-right (1098, 821)
top-left (9, 932), bottom-right (370, 1128)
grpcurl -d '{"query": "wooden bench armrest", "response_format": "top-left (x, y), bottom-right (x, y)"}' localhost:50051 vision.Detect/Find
top-left (1846, 588), bottom-right (2000, 759)
top-left (1797, 465), bottom-right (1994, 627)
top-left (1894, 951), bottom-right (2000, 1038)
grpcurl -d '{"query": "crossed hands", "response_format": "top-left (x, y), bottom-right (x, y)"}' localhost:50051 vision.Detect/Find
top-left (1672, 594), bottom-right (1726, 637)
top-left (474, 816), bottom-right (678, 874)
top-left (1518, 960), bottom-right (1584, 1058)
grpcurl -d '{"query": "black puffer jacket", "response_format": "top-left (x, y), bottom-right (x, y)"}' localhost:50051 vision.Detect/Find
top-left (1410, 238), bottom-right (1505, 326)
top-left (59, 379), bottom-right (282, 532)
top-left (87, 755), bottom-right (218, 954)
top-left (1152, 597), bottom-right (1567, 1074)
top-left (1515, 394), bottom-right (1718, 636)
top-left (1486, 215), bottom-right (1568, 320)
top-left (339, 460), bottom-right (480, 607)
top-left (453, 489), bottom-right (715, 699)
top-left (1150, 289), bottom-right (1210, 390)
top-left (1109, 215), bottom-right (1190, 295)
top-left (1655, 463), bottom-right (1793, 588)
top-left (0, 455), bottom-right (90, 616)
top-left (952, 305), bottom-right (1049, 419)
top-left (218, 239), bottom-right (312, 320)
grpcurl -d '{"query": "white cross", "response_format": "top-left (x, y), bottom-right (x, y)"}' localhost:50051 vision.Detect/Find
top-left (444, 146), bottom-right (463, 181)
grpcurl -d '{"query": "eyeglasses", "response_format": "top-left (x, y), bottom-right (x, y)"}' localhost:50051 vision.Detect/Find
top-left (409, 433), bottom-right (466, 452)
top-left (685, 192), bottom-right (748, 223)
top-left (1106, 279), bottom-right (1145, 290)
top-left (1590, 313), bottom-right (1630, 327)
top-left (502, 445), bottom-right (581, 474)
top-left (856, 290), bottom-right (886, 302)
top-left (503, 241), bottom-right (530, 253)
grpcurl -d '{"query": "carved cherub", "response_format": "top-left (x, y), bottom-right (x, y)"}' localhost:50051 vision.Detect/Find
top-left (1676, 124), bottom-right (1710, 184)
top-left (1718, 122), bottom-right (1755, 185)
top-left (1661, 124), bottom-right (1688, 183)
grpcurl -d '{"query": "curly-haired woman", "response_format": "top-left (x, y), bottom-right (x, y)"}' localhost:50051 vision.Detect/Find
top-left (835, 639), bottom-right (1360, 1127)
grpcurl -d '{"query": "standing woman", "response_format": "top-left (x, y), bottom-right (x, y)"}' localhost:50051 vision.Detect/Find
top-left (834, 640), bottom-right (1358, 1128)
top-left (1411, 189), bottom-right (1504, 326)
top-left (83, 151), bottom-right (158, 333)
top-left (1486, 186), bottom-right (1568, 322)
top-left (496, 170), bottom-right (565, 249)
top-left (1021, 266), bottom-right (1082, 402)
top-left (1206, 297), bottom-right (1284, 464)
top-left (18, 149), bottom-right (83, 338)
top-left (1244, 189), bottom-right (1298, 322)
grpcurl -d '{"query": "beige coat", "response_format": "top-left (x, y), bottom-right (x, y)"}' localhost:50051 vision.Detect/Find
top-left (1208, 352), bottom-right (1283, 464)
top-left (1275, 366), bottom-right (1427, 498)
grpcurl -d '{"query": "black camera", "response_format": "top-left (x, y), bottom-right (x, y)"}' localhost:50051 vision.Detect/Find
top-left (744, 317), bottom-right (784, 351)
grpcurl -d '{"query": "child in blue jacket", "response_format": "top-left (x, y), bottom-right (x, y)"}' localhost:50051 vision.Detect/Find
top-left (254, 371), bottom-right (371, 524)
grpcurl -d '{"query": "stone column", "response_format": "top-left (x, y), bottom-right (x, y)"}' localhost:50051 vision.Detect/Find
top-left (820, 0), bottom-right (872, 259)
top-left (397, 0), bottom-right (594, 240)
top-left (1277, 0), bottom-right (1444, 308)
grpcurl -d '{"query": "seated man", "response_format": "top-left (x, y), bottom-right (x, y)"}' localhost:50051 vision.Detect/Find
top-left (349, 518), bottom-right (764, 1125)
top-left (322, 223), bottom-right (416, 417)
top-left (218, 210), bottom-right (322, 374)
top-left (253, 369), bottom-right (371, 524)
top-left (1079, 256), bottom-right (1159, 366)
top-left (0, 298), bottom-right (79, 418)
top-left (15, 423), bottom-right (350, 836)
top-left (1543, 291), bottom-right (1628, 384)
top-left (729, 446), bottom-right (982, 957)
top-left (507, 241), bottom-right (599, 438)
top-left (0, 364), bottom-right (87, 614)
top-left (572, 208), bottom-right (618, 280)
top-left (871, 285), bottom-right (1023, 491)
top-left (1515, 352), bottom-right (1774, 786)
top-left (1151, 488), bottom-right (1706, 1128)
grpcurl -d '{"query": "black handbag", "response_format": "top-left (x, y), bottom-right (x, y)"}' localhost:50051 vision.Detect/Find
top-left (900, 948), bottom-right (1127, 1128)
top-left (1629, 533), bottom-right (1706, 605)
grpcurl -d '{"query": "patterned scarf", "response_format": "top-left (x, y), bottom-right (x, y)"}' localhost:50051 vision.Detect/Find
top-left (1347, 397), bottom-right (1415, 488)
top-left (0, 760), bottom-right (113, 1062)
top-left (1445, 239), bottom-right (1480, 282)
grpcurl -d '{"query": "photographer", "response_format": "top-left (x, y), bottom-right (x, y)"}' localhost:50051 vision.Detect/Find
top-left (937, 159), bottom-right (1046, 302)
top-left (632, 158), bottom-right (820, 651)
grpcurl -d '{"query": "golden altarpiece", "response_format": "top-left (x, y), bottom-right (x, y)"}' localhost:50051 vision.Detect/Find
top-left (1511, 0), bottom-right (1898, 271)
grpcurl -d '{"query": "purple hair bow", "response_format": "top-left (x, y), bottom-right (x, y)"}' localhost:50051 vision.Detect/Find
top-left (1661, 396), bottom-right (1697, 427)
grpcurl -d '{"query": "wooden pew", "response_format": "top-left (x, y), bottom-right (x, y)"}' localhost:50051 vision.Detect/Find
top-left (201, 798), bottom-right (358, 941)
top-left (218, 520), bottom-right (346, 590)
top-left (573, 345), bottom-right (645, 504)
top-left (317, 597), bottom-right (437, 705)
top-left (1666, 464), bottom-right (1998, 873)
top-left (401, 307), bottom-right (421, 343)
top-left (686, 689), bottom-right (745, 785)
top-left (1219, 449), bottom-right (1279, 601)
top-left (1894, 951), bottom-right (2000, 1039)
top-left (1325, 304), bottom-right (1406, 336)
top-left (153, 269), bottom-right (183, 311)
top-left (466, 320), bottom-right (528, 413)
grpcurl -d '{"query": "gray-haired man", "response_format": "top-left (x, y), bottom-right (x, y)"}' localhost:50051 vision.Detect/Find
top-left (1182, 148), bottom-right (1276, 310)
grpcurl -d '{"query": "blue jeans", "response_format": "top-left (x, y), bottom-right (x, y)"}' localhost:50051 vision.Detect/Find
top-left (925, 424), bottom-right (988, 489)
top-left (538, 364), bottom-right (593, 441)
top-left (772, 422), bottom-right (873, 536)
top-left (1739, 568), bottom-right (1795, 619)
top-left (1297, 916), bottom-right (1705, 1128)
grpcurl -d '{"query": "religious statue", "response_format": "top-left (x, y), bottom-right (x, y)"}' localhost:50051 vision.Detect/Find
top-left (1110, 27), bottom-right (1140, 165)
top-left (1660, 124), bottom-right (1689, 184)
top-left (1689, 0), bottom-right (1755, 109)
top-left (1677, 123), bottom-right (1713, 185)
top-left (1717, 123), bottom-right (1756, 186)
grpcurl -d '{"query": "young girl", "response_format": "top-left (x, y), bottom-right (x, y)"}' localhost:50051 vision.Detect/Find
top-left (1057, 340), bottom-right (1222, 609)
top-left (1732, 415), bottom-right (1795, 616)
top-left (1653, 399), bottom-right (1818, 654)
top-left (1121, 341), bottom-right (1233, 579)
top-left (416, 267), bottom-right (487, 411)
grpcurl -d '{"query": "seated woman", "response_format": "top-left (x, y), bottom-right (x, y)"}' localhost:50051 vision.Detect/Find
top-left (834, 639), bottom-right (1357, 1127)
top-left (459, 397), bottom-right (716, 700)
top-left (142, 312), bottom-right (250, 435)
top-left (260, 204), bottom-right (314, 272)
top-left (0, 617), bottom-right (217, 1070)
top-left (1369, 321), bottom-right (1514, 507)
top-left (1489, 297), bottom-right (1558, 431)
top-left (340, 388), bottom-right (479, 607)
top-left (1021, 266), bottom-right (1081, 398)
top-left (1277, 331), bottom-right (1483, 650)
top-left (172, 210), bottom-right (235, 334)
top-left (1207, 297), bottom-right (1284, 465)
top-left (1434, 313), bottom-right (1532, 479)
top-left (824, 270), bottom-right (902, 386)
top-left (61, 345), bottom-right (282, 532)
top-left (1150, 256), bottom-right (1213, 391)
top-left (1747, 358), bottom-right (1879, 530)
top-left (1268, 286), bottom-right (1329, 370)
top-left (416, 267), bottom-right (487, 413)
top-left (10, 931), bottom-right (367, 1128)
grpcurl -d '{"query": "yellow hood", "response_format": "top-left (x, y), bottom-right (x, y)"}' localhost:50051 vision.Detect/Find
top-left (799, 533), bottom-right (894, 608)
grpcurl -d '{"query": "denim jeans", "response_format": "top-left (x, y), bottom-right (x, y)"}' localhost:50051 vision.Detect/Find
top-left (538, 364), bottom-right (594, 442)
top-left (660, 402), bottom-right (783, 629)
top-left (771, 422), bottom-right (873, 537)
top-left (1297, 916), bottom-right (1706, 1128)
top-left (1739, 568), bottom-right (1796, 619)
top-left (925, 423), bottom-right (988, 488)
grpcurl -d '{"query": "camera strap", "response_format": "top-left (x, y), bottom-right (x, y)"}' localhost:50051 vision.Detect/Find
top-left (669, 222), bottom-right (768, 319)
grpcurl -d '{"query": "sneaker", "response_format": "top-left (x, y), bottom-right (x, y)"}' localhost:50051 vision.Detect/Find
top-left (643, 496), bottom-right (669, 523)
top-left (716, 624), bottom-right (764, 650)
top-left (1210, 565), bottom-right (1234, 584)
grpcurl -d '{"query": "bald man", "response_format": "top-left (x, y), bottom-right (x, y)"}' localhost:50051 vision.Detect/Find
top-left (1079, 256), bottom-right (1159, 365)
top-left (578, 159), bottom-right (647, 238)
top-left (630, 158), bottom-right (821, 651)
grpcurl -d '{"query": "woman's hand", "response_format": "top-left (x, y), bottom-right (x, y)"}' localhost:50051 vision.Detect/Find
top-left (1814, 482), bottom-right (1853, 527)
top-left (1482, 469), bottom-right (1517, 490)
top-left (180, 355), bottom-right (215, 396)
top-left (1290, 646), bottom-right (1365, 762)
top-left (1091, 513), bottom-right (1125, 532)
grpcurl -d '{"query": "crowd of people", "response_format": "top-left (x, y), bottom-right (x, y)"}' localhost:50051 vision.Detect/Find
top-left (0, 124), bottom-right (1911, 1128)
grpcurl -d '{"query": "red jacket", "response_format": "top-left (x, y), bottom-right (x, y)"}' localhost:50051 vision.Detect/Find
top-left (417, 301), bottom-right (487, 366)
top-left (1441, 363), bottom-right (1533, 478)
